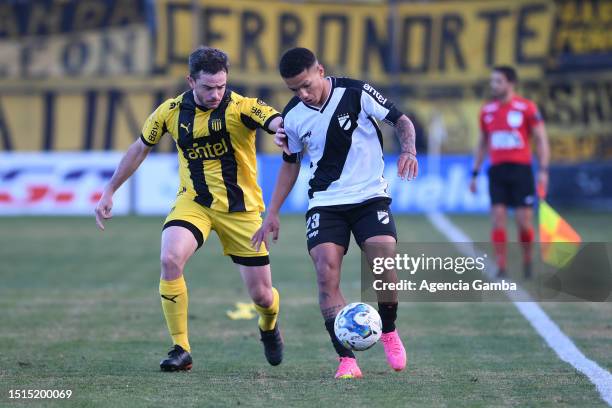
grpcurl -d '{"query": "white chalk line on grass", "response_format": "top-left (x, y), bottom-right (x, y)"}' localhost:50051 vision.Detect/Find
top-left (426, 211), bottom-right (612, 406)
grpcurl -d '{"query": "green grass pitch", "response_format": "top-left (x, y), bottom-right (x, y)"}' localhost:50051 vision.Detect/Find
top-left (1, 213), bottom-right (611, 407)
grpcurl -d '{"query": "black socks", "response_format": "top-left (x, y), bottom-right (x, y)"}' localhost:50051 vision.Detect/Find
top-left (378, 302), bottom-right (398, 333)
top-left (324, 318), bottom-right (355, 358)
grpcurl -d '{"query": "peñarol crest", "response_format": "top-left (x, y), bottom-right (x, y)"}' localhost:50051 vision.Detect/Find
top-left (210, 119), bottom-right (223, 132)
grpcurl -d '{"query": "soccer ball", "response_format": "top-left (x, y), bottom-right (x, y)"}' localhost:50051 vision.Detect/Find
top-left (334, 302), bottom-right (382, 351)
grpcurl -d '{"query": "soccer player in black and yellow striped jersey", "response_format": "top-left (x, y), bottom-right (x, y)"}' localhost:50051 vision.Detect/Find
top-left (95, 47), bottom-right (284, 371)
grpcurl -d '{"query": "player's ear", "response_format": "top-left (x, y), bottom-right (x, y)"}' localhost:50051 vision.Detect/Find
top-left (186, 75), bottom-right (195, 89)
top-left (317, 63), bottom-right (325, 77)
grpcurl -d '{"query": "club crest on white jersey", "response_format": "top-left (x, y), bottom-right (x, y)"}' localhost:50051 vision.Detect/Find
top-left (337, 113), bottom-right (352, 131)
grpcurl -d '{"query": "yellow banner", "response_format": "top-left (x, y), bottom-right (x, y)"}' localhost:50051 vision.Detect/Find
top-left (1, 0), bottom-right (611, 160)
top-left (0, 85), bottom-right (181, 152)
top-left (155, 0), bottom-right (555, 83)
top-left (552, 1), bottom-right (612, 58)
top-left (2, 75), bottom-right (610, 160)
top-left (0, 25), bottom-right (152, 80)
top-left (0, 0), bottom-right (146, 40)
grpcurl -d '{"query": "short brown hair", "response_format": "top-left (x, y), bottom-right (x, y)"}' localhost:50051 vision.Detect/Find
top-left (189, 46), bottom-right (229, 78)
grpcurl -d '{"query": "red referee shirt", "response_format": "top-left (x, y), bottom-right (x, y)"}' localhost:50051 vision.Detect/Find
top-left (479, 95), bottom-right (543, 165)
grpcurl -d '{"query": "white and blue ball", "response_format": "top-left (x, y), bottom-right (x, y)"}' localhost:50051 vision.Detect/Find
top-left (334, 302), bottom-right (382, 351)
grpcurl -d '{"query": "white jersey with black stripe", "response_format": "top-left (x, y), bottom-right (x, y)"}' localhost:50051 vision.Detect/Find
top-left (283, 77), bottom-right (403, 209)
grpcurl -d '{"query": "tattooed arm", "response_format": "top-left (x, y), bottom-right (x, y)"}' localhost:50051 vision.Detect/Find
top-left (394, 115), bottom-right (418, 180)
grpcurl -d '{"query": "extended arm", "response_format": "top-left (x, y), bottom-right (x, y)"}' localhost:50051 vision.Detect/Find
top-left (267, 116), bottom-right (283, 134)
top-left (532, 122), bottom-right (550, 197)
top-left (394, 115), bottom-right (418, 180)
top-left (95, 138), bottom-right (152, 230)
top-left (251, 160), bottom-right (301, 250)
top-left (269, 117), bottom-right (291, 155)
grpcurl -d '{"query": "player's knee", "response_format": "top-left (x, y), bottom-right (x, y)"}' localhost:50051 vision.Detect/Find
top-left (314, 255), bottom-right (339, 274)
top-left (160, 251), bottom-right (185, 277)
top-left (316, 266), bottom-right (341, 293)
top-left (251, 286), bottom-right (273, 308)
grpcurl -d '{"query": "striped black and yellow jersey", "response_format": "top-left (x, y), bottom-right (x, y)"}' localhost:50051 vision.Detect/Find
top-left (140, 90), bottom-right (280, 212)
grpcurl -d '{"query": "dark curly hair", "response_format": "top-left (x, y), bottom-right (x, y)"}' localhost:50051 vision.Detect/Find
top-left (189, 46), bottom-right (229, 78)
top-left (279, 47), bottom-right (317, 78)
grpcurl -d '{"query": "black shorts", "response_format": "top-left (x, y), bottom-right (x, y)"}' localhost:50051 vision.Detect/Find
top-left (304, 197), bottom-right (397, 253)
top-left (488, 163), bottom-right (536, 208)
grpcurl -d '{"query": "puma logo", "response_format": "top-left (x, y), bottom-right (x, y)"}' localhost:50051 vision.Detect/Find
top-left (161, 294), bottom-right (179, 303)
top-left (180, 122), bottom-right (191, 133)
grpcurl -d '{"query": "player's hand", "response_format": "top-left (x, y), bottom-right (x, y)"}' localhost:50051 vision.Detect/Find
top-left (274, 126), bottom-right (291, 156)
top-left (469, 177), bottom-right (477, 194)
top-left (397, 152), bottom-right (418, 180)
top-left (95, 191), bottom-right (113, 230)
top-left (537, 170), bottom-right (548, 199)
top-left (251, 212), bottom-right (281, 252)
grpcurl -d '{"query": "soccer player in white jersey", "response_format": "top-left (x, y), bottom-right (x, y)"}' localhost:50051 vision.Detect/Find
top-left (252, 47), bottom-right (418, 379)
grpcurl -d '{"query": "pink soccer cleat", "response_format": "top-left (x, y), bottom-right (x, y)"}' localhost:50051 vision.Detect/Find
top-left (380, 330), bottom-right (407, 371)
top-left (335, 357), bottom-right (363, 379)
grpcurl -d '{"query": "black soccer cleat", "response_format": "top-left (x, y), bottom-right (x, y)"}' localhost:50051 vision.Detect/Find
top-left (260, 323), bottom-right (283, 366)
top-left (160, 345), bottom-right (193, 372)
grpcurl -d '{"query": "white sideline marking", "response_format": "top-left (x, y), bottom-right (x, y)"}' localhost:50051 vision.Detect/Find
top-left (426, 211), bottom-right (612, 406)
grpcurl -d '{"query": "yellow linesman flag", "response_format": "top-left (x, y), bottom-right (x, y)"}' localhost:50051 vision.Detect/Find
top-left (539, 200), bottom-right (582, 268)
